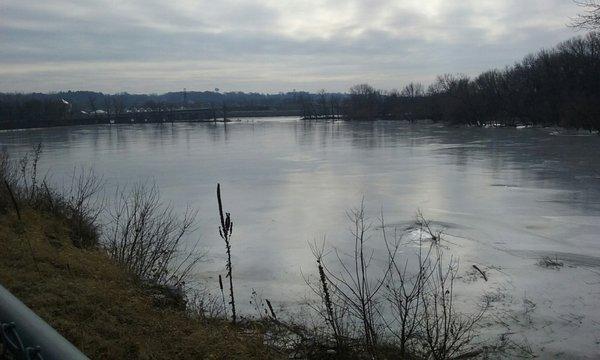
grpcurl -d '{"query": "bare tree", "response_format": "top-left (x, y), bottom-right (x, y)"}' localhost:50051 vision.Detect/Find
top-left (318, 89), bottom-right (328, 118)
top-left (88, 95), bottom-right (97, 113)
top-left (112, 95), bottom-right (126, 116)
top-left (401, 82), bottom-right (425, 98)
top-left (571, 1), bottom-right (600, 29)
top-left (346, 84), bottom-right (381, 120)
top-left (103, 95), bottom-right (112, 118)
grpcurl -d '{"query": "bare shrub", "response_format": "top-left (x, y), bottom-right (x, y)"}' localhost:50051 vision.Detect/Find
top-left (32, 166), bottom-right (104, 248)
top-left (187, 287), bottom-right (227, 321)
top-left (311, 202), bottom-right (389, 356)
top-left (0, 147), bottom-right (103, 248)
top-left (420, 250), bottom-right (486, 359)
top-left (0, 151), bottom-right (17, 196)
top-left (310, 206), bottom-right (487, 359)
top-left (0, 152), bottom-right (21, 218)
top-left (106, 182), bottom-right (202, 287)
top-left (16, 143), bottom-right (42, 200)
top-left (382, 215), bottom-right (436, 358)
top-left (62, 167), bottom-right (104, 247)
top-left (0, 145), bottom-right (44, 204)
top-left (304, 240), bottom-right (353, 354)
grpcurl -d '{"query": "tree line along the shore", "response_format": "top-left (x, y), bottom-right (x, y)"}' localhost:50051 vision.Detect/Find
top-left (1, 32), bottom-right (599, 131)
top-left (346, 32), bottom-right (600, 131)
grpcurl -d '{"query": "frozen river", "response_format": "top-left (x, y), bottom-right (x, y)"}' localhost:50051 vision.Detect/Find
top-left (2, 118), bottom-right (600, 357)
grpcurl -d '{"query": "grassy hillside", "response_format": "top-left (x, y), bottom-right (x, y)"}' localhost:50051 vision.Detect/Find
top-left (0, 205), bottom-right (279, 359)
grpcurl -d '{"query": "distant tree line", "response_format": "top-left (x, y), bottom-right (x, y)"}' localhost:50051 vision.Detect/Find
top-left (0, 90), bottom-right (345, 128)
top-left (0, 95), bottom-right (73, 128)
top-left (1, 32), bottom-right (599, 130)
top-left (340, 32), bottom-right (600, 131)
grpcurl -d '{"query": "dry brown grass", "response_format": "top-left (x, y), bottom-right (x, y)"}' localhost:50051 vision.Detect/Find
top-left (0, 207), bottom-right (280, 360)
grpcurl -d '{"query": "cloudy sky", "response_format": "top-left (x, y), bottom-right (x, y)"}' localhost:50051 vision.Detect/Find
top-left (0, 0), bottom-right (584, 93)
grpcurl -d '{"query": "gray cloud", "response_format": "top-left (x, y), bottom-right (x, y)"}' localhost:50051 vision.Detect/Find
top-left (0, 0), bottom-right (582, 93)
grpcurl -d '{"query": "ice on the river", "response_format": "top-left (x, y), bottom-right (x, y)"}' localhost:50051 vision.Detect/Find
top-left (422, 213), bottom-right (600, 359)
top-left (1, 119), bottom-right (599, 358)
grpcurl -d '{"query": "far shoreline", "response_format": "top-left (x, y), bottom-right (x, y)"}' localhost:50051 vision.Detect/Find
top-left (1, 116), bottom-right (597, 136)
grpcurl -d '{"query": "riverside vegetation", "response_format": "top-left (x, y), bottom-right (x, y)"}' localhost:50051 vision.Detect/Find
top-left (0, 146), bottom-right (504, 359)
top-left (0, 147), bottom-right (277, 359)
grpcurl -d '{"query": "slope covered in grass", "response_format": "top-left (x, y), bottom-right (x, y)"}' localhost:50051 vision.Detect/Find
top-left (0, 206), bottom-right (279, 359)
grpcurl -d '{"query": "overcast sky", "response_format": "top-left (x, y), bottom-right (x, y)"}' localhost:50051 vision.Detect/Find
top-left (0, 0), bottom-right (584, 94)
